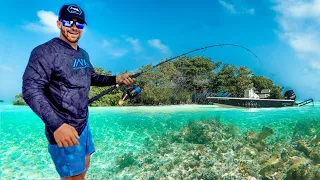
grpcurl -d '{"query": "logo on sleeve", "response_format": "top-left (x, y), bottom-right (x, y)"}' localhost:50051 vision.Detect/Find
top-left (73, 58), bottom-right (90, 70)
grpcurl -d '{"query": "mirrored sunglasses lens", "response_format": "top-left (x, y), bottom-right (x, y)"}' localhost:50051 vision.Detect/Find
top-left (76, 22), bottom-right (85, 29)
top-left (62, 20), bottom-right (73, 27)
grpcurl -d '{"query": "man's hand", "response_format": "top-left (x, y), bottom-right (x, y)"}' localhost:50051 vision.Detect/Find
top-left (53, 123), bottom-right (80, 148)
top-left (116, 73), bottom-right (136, 85)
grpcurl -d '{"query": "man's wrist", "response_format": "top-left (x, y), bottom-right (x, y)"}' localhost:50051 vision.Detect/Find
top-left (116, 75), bottom-right (120, 84)
top-left (49, 121), bottom-right (65, 133)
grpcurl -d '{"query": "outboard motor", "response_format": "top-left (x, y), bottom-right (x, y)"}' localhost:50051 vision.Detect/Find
top-left (284, 90), bottom-right (296, 100)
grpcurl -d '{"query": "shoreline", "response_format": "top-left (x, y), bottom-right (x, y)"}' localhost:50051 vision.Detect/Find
top-left (1, 101), bottom-right (319, 107)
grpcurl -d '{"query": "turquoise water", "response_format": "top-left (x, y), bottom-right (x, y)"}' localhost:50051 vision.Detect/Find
top-left (0, 102), bottom-right (319, 179)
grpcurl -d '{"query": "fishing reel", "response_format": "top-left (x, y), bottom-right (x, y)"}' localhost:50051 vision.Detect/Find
top-left (118, 85), bottom-right (141, 106)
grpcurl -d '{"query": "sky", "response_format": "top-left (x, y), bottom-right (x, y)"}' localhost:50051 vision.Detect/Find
top-left (0, 0), bottom-right (319, 101)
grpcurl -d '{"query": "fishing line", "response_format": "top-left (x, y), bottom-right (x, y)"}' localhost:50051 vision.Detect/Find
top-left (88, 44), bottom-right (261, 105)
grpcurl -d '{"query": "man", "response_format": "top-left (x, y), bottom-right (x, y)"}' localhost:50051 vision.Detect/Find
top-left (22, 4), bottom-right (135, 180)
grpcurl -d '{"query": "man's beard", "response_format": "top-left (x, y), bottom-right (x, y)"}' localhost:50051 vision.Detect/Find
top-left (61, 29), bottom-right (81, 43)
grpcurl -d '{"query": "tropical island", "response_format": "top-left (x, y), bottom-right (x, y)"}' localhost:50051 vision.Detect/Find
top-left (13, 56), bottom-right (284, 106)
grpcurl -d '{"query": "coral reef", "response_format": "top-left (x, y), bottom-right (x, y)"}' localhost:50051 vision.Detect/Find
top-left (112, 118), bottom-right (319, 179)
top-left (115, 152), bottom-right (136, 170)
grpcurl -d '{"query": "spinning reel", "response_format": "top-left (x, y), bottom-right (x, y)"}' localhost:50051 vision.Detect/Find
top-left (118, 85), bottom-right (141, 106)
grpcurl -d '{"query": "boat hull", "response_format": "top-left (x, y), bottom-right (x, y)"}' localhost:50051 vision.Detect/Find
top-left (206, 97), bottom-right (295, 108)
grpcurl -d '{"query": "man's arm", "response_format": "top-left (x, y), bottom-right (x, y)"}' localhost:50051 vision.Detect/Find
top-left (22, 50), bottom-right (79, 147)
top-left (90, 68), bottom-right (135, 86)
top-left (90, 68), bottom-right (117, 86)
top-left (22, 51), bottom-right (64, 133)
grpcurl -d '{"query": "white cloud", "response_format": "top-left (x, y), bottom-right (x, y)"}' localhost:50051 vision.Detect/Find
top-left (101, 39), bottom-right (128, 58)
top-left (148, 39), bottom-right (171, 54)
top-left (219, 0), bottom-right (237, 14)
top-left (247, 8), bottom-right (255, 15)
top-left (310, 60), bottom-right (320, 70)
top-left (219, 0), bottom-right (255, 15)
top-left (102, 37), bottom-right (170, 58)
top-left (0, 65), bottom-right (14, 72)
top-left (273, 0), bottom-right (320, 19)
top-left (102, 36), bottom-right (143, 57)
top-left (102, 40), bottom-right (111, 47)
top-left (273, 0), bottom-right (320, 70)
top-left (109, 49), bottom-right (128, 57)
top-left (23, 10), bottom-right (59, 34)
top-left (286, 33), bottom-right (320, 53)
top-left (125, 37), bottom-right (142, 53)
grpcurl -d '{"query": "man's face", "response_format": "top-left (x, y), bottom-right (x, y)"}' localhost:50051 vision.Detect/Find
top-left (57, 18), bottom-right (84, 43)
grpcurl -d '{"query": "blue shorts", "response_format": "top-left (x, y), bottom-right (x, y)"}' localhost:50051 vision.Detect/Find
top-left (48, 124), bottom-right (95, 178)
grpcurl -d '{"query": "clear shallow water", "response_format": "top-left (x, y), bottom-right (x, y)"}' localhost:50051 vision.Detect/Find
top-left (0, 102), bottom-right (319, 179)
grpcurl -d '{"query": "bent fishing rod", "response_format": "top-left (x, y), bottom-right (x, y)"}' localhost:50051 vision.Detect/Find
top-left (88, 43), bottom-right (261, 105)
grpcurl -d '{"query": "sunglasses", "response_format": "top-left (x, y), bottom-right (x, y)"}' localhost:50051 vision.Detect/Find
top-left (60, 19), bottom-right (85, 29)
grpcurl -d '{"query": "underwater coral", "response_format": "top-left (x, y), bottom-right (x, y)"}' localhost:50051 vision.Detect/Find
top-left (111, 118), bottom-right (320, 179)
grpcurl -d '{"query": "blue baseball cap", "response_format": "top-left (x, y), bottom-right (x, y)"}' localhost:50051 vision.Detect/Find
top-left (59, 4), bottom-right (87, 24)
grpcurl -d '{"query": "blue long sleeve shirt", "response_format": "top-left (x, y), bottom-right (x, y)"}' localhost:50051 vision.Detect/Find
top-left (22, 38), bottom-right (116, 144)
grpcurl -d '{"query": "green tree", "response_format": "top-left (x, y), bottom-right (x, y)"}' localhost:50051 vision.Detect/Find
top-left (251, 75), bottom-right (284, 99)
top-left (235, 66), bottom-right (254, 97)
top-left (133, 61), bottom-right (181, 105)
top-left (211, 64), bottom-right (238, 96)
top-left (13, 93), bottom-right (27, 105)
top-left (251, 75), bottom-right (273, 91)
top-left (173, 56), bottom-right (219, 91)
top-left (270, 85), bottom-right (284, 99)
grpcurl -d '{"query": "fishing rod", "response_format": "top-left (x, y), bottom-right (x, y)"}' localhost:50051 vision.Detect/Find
top-left (88, 43), bottom-right (261, 105)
